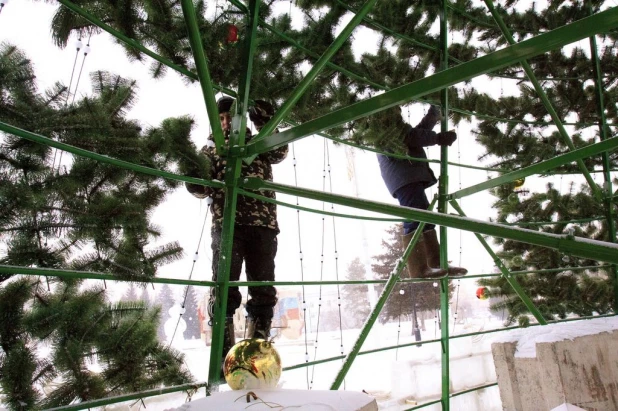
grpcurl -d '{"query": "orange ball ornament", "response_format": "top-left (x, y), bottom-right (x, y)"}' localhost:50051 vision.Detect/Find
top-left (476, 287), bottom-right (488, 300)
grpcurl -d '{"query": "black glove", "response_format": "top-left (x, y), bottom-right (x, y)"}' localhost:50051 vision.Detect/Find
top-left (436, 130), bottom-right (457, 146)
top-left (248, 100), bottom-right (274, 128)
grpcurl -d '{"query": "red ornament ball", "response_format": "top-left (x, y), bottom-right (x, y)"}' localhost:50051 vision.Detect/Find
top-left (226, 24), bottom-right (239, 44)
top-left (476, 287), bottom-right (488, 300)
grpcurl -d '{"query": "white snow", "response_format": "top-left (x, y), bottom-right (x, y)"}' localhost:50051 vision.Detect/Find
top-left (492, 316), bottom-right (618, 358)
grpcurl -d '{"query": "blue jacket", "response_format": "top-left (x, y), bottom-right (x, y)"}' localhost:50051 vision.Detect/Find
top-left (377, 107), bottom-right (440, 196)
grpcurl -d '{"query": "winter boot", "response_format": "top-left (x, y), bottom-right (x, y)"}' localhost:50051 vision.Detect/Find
top-left (402, 232), bottom-right (447, 278)
top-left (423, 229), bottom-right (468, 276)
top-left (246, 316), bottom-right (272, 340)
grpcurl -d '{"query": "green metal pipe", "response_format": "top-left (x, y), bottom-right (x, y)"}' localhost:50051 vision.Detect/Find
top-left (250, 0), bottom-right (378, 151)
top-left (330, 224), bottom-right (427, 389)
top-left (205, 0), bottom-right (264, 383)
top-left (47, 382), bottom-right (208, 411)
top-left (244, 7), bottom-right (618, 155)
top-left (483, 0), bottom-right (601, 199)
top-left (588, 4), bottom-right (618, 311)
top-left (207, 160), bottom-right (242, 386)
top-left (504, 217), bottom-right (606, 227)
top-left (450, 106), bottom-right (605, 127)
top-left (0, 265), bottom-right (215, 287)
top-left (450, 200), bottom-right (547, 324)
top-left (259, 20), bottom-right (387, 91)
top-left (180, 0), bottom-right (227, 153)
top-left (259, 18), bottom-right (606, 130)
top-left (450, 383), bottom-right (499, 398)
top-left (333, 0), bottom-right (449, 58)
top-left (234, 0), bottom-right (260, 135)
top-left (241, 178), bottom-right (618, 263)
top-left (261, 2), bottom-right (613, 134)
top-left (283, 312), bottom-right (616, 372)
top-left (438, 1), bottom-right (451, 407)
top-left (450, 136), bottom-right (618, 200)
top-left (228, 0), bottom-right (248, 14)
top-left (405, 399), bottom-right (442, 411)
top-left (3, 263), bottom-right (604, 288)
top-left (263, 18), bottom-right (604, 130)
top-left (0, 122), bottom-right (224, 190)
top-left (238, 188), bottom-right (412, 222)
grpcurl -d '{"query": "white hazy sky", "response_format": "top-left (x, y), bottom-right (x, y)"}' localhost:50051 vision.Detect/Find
top-left (1, 0), bottom-right (563, 307)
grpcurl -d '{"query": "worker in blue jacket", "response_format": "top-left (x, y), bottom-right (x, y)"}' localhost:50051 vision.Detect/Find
top-left (377, 105), bottom-right (467, 278)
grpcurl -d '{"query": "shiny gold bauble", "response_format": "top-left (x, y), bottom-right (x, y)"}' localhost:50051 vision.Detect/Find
top-left (223, 338), bottom-right (282, 390)
top-left (513, 177), bottom-right (525, 189)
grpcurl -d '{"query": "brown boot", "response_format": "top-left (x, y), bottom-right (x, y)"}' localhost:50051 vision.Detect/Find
top-left (422, 229), bottom-right (468, 276)
top-left (403, 232), bottom-right (447, 278)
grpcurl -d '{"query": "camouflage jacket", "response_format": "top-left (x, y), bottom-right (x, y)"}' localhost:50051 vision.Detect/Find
top-left (186, 130), bottom-right (288, 232)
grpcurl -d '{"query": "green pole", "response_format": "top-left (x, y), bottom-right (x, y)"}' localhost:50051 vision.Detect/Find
top-left (47, 382), bottom-right (208, 411)
top-left (180, 0), bottom-right (227, 154)
top-left (0, 122), bottom-right (224, 190)
top-left (247, 0), bottom-right (378, 161)
top-left (241, 178), bottom-right (618, 264)
top-left (439, 1), bottom-right (451, 408)
top-left (204, 0), bottom-right (261, 385)
top-left (330, 222), bottom-right (430, 390)
top-left (450, 136), bottom-right (618, 200)
top-left (244, 7), bottom-right (618, 155)
top-left (449, 200), bottom-right (547, 325)
top-left (588, 3), bottom-right (618, 311)
top-left (483, 0), bottom-right (601, 199)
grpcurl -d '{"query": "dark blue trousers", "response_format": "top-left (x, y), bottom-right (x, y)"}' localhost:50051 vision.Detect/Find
top-left (393, 183), bottom-right (435, 235)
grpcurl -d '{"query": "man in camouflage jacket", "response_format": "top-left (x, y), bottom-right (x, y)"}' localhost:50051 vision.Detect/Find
top-left (186, 97), bottom-right (288, 354)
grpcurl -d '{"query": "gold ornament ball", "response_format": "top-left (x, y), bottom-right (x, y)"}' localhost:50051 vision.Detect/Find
top-left (223, 338), bottom-right (282, 390)
top-left (514, 177), bottom-right (525, 189)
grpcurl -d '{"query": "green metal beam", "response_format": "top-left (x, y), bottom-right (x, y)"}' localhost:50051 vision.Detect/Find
top-left (588, 4), bottom-right (618, 311)
top-left (244, 7), bottom-right (618, 155)
top-left (180, 0), bottom-right (226, 153)
top-left (240, 178), bottom-right (618, 264)
top-left (248, 0), bottom-right (378, 158)
top-left (47, 382), bottom-right (208, 411)
top-left (483, 0), bottom-right (601, 198)
top-left (438, 2), bottom-right (451, 408)
top-left (0, 122), bottom-right (224, 190)
top-left (4, 263), bottom-right (606, 288)
top-left (259, 19), bottom-right (387, 91)
top-left (449, 200), bottom-right (547, 324)
top-left (206, 0), bottom-right (261, 386)
top-left (285, 313), bottom-right (616, 373)
top-left (450, 136), bottom-right (618, 200)
top-left (0, 265), bottom-right (215, 287)
top-left (330, 223), bottom-right (428, 389)
top-left (259, 20), bottom-right (602, 130)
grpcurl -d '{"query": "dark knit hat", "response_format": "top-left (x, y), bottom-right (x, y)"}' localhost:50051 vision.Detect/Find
top-left (217, 96), bottom-right (235, 113)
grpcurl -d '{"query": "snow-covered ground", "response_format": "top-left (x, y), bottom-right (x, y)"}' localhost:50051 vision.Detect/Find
top-left (100, 315), bottom-right (506, 411)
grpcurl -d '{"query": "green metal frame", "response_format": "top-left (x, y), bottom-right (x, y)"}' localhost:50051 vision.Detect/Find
top-left (2, 1), bottom-right (618, 410)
